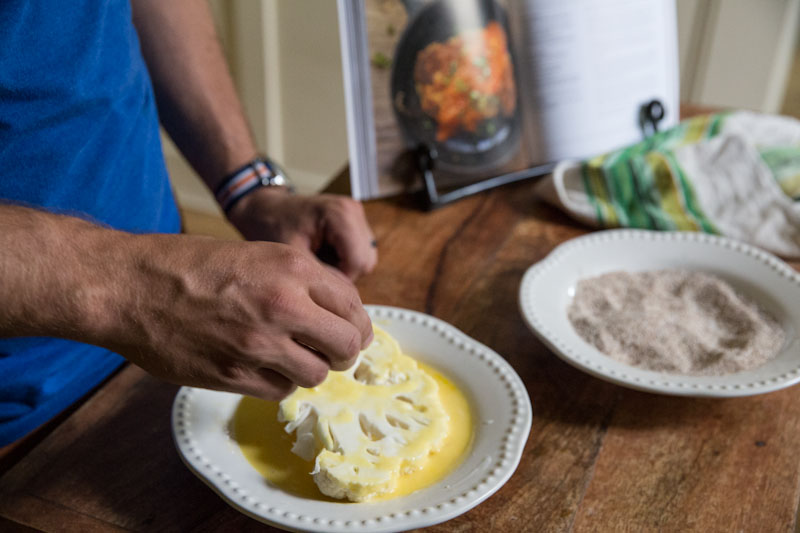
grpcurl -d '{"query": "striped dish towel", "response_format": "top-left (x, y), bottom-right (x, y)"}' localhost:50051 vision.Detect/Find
top-left (534, 111), bottom-right (800, 258)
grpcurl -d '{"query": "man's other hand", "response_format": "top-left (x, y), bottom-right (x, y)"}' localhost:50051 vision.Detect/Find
top-left (227, 188), bottom-right (378, 281)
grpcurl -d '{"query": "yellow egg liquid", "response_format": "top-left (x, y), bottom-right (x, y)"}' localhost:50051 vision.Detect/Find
top-left (232, 361), bottom-right (473, 502)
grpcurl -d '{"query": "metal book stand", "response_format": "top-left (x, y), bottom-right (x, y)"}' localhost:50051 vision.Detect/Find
top-left (416, 99), bottom-right (666, 210)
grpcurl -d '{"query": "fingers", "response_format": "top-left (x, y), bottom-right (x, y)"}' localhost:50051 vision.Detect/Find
top-left (291, 313), bottom-right (368, 372)
top-left (285, 270), bottom-right (371, 371)
top-left (234, 315), bottom-right (361, 398)
top-left (217, 336), bottom-right (334, 400)
top-left (190, 237), bottom-right (375, 400)
top-left (266, 340), bottom-right (333, 387)
top-left (253, 252), bottom-right (371, 379)
top-left (307, 274), bottom-right (373, 352)
top-left (238, 368), bottom-right (297, 401)
top-left (322, 197), bottom-right (378, 280)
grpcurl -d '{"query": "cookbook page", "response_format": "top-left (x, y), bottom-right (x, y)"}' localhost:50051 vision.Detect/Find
top-left (362, 0), bottom-right (531, 198)
top-left (507, 0), bottom-right (680, 164)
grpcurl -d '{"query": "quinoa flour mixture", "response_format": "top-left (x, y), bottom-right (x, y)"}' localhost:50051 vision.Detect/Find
top-left (567, 270), bottom-right (785, 376)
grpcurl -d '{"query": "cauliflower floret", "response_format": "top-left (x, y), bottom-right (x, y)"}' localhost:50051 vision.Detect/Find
top-left (278, 326), bottom-right (449, 502)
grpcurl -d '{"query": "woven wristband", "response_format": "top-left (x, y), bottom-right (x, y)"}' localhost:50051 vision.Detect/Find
top-left (214, 157), bottom-right (292, 213)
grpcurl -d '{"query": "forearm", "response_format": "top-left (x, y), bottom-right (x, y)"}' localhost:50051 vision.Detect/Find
top-left (131, 0), bottom-right (257, 190)
top-left (0, 204), bottom-right (372, 399)
top-left (0, 205), bottom-right (131, 342)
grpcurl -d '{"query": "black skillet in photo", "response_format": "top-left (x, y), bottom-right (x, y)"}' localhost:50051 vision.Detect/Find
top-left (390, 0), bottom-right (522, 177)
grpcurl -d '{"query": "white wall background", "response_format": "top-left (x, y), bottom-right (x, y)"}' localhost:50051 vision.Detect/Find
top-left (164, 0), bottom-right (349, 215)
top-left (677, 0), bottom-right (800, 113)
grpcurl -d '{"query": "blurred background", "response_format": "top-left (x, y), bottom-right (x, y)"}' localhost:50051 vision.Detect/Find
top-left (166, 0), bottom-right (800, 218)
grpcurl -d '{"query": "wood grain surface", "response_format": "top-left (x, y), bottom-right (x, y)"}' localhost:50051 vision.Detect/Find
top-left (2, 180), bottom-right (800, 532)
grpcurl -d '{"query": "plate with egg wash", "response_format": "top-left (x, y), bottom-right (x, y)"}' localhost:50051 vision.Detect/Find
top-left (172, 306), bottom-right (532, 532)
top-left (519, 229), bottom-right (800, 398)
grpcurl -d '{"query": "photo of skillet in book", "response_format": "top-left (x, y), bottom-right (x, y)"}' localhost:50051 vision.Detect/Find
top-left (337, 0), bottom-right (680, 204)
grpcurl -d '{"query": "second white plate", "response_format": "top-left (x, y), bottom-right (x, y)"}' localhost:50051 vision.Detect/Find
top-left (519, 229), bottom-right (800, 397)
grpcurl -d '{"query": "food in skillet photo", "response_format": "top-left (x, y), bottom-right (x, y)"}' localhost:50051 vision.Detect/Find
top-left (233, 326), bottom-right (473, 502)
top-left (413, 20), bottom-right (516, 142)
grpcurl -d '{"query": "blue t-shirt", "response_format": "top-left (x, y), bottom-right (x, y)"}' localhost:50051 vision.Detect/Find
top-left (0, 1), bottom-right (181, 445)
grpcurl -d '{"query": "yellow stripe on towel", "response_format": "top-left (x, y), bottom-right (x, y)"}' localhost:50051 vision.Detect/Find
top-left (586, 155), bottom-right (618, 226)
top-left (647, 152), bottom-right (699, 231)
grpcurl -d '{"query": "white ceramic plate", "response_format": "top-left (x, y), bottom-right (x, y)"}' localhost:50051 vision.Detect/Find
top-left (172, 306), bottom-right (532, 532)
top-left (519, 229), bottom-right (800, 398)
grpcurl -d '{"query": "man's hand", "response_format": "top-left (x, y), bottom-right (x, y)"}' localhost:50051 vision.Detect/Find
top-left (0, 206), bottom-right (373, 401)
top-left (227, 187), bottom-right (378, 281)
top-left (101, 234), bottom-right (373, 400)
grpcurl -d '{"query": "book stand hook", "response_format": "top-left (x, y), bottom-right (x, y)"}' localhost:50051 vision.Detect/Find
top-left (416, 99), bottom-right (665, 210)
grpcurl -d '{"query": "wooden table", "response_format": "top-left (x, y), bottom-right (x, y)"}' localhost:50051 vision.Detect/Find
top-left (2, 180), bottom-right (800, 532)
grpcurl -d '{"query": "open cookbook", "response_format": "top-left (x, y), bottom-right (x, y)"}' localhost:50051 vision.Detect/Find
top-left (337, 0), bottom-right (679, 201)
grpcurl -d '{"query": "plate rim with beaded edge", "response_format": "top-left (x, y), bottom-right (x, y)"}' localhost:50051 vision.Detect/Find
top-left (171, 305), bottom-right (532, 532)
top-left (519, 229), bottom-right (800, 398)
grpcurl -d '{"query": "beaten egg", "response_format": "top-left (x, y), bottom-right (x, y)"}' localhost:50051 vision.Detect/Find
top-left (233, 359), bottom-right (473, 502)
